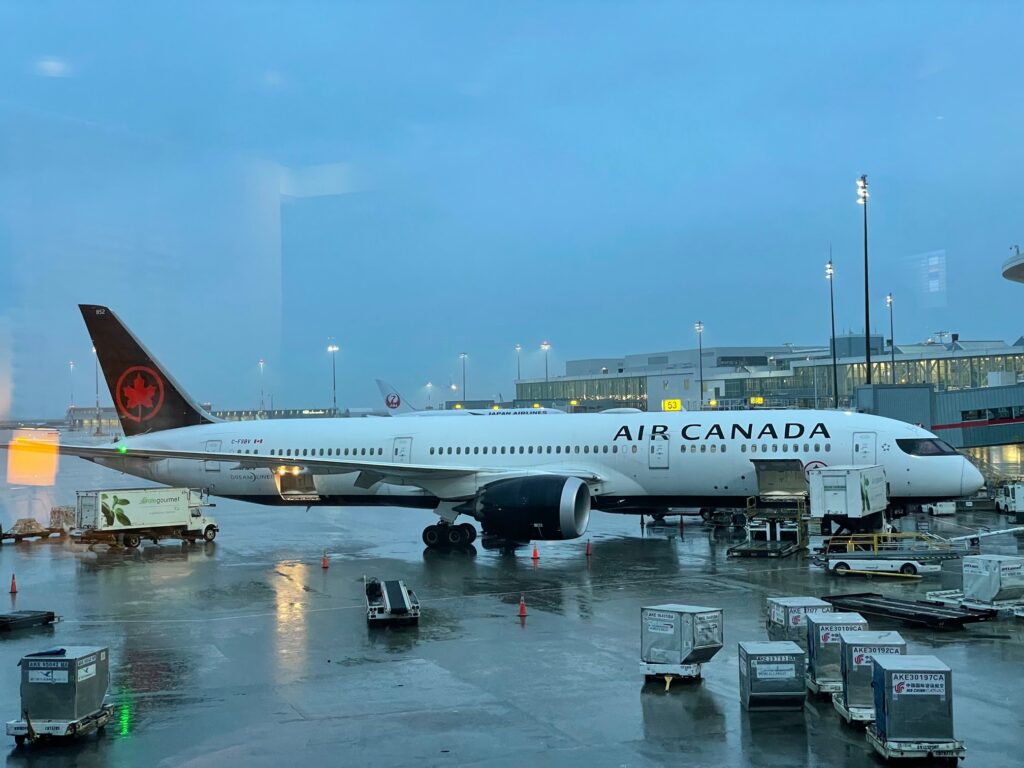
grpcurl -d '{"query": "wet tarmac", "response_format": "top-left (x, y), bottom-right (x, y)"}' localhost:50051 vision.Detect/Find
top-left (1, 439), bottom-right (1023, 766)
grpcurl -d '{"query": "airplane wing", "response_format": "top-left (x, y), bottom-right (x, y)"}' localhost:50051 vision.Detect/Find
top-left (2, 439), bottom-right (604, 486)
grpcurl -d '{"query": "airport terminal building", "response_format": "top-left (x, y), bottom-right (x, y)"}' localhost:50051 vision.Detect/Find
top-left (515, 334), bottom-right (1024, 415)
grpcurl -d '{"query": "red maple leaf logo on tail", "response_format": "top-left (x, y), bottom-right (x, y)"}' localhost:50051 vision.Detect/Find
top-left (123, 373), bottom-right (157, 409)
top-left (114, 366), bottom-right (165, 422)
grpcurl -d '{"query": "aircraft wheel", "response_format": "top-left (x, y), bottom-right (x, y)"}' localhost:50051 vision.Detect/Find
top-left (446, 525), bottom-right (467, 547)
top-left (422, 525), bottom-right (441, 547)
top-left (458, 523), bottom-right (477, 544)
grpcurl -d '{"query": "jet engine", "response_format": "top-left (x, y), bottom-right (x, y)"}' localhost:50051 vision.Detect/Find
top-left (474, 476), bottom-right (591, 540)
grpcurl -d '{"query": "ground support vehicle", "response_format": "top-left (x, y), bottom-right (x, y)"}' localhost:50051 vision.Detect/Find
top-left (72, 488), bottom-right (217, 547)
top-left (364, 577), bottom-right (420, 625)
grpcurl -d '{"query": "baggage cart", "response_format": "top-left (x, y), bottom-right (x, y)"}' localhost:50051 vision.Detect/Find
top-left (364, 577), bottom-right (420, 625)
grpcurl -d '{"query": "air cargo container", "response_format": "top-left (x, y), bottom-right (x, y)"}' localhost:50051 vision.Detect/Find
top-left (805, 612), bottom-right (868, 694)
top-left (738, 641), bottom-right (806, 711)
top-left (641, 605), bottom-right (723, 687)
top-left (766, 596), bottom-right (833, 649)
top-left (833, 630), bottom-right (906, 723)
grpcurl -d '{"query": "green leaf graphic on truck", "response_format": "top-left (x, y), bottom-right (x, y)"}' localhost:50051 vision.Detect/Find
top-left (100, 493), bottom-right (132, 527)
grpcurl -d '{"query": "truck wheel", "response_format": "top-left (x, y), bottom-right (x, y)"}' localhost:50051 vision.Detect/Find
top-left (900, 563), bottom-right (917, 575)
top-left (14, 735), bottom-right (25, 746)
top-left (203, 526), bottom-right (217, 542)
top-left (834, 562), bottom-right (851, 576)
top-left (123, 533), bottom-right (141, 548)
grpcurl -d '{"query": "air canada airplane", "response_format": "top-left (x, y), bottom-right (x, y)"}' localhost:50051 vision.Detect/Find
top-left (374, 379), bottom-right (564, 416)
top-left (8, 305), bottom-right (984, 549)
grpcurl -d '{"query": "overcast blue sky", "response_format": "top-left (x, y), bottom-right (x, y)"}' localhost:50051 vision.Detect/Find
top-left (2, 2), bottom-right (1023, 417)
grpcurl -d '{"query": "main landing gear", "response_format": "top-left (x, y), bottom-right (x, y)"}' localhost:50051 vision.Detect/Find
top-left (422, 521), bottom-right (478, 549)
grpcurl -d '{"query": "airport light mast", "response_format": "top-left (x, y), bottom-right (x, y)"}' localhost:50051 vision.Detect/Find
top-left (694, 321), bottom-right (704, 408)
top-left (93, 345), bottom-right (102, 435)
top-left (826, 260), bottom-right (839, 407)
top-left (69, 360), bottom-right (75, 411)
top-left (886, 293), bottom-right (895, 384)
top-left (514, 343), bottom-right (522, 380)
top-left (541, 341), bottom-right (551, 382)
top-left (460, 352), bottom-right (468, 401)
top-left (258, 358), bottom-right (265, 416)
top-left (327, 342), bottom-right (340, 414)
top-left (857, 174), bottom-right (871, 384)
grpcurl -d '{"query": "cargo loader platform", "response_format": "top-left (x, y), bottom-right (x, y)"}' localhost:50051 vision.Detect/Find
top-left (821, 593), bottom-right (996, 629)
top-left (364, 576), bottom-right (420, 625)
top-left (925, 589), bottom-right (1024, 617)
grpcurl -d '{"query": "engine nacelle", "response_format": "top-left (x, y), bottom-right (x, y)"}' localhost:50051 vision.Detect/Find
top-left (474, 475), bottom-right (591, 540)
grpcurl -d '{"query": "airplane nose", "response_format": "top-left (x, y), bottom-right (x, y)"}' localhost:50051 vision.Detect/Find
top-left (961, 460), bottom-right (984, 496)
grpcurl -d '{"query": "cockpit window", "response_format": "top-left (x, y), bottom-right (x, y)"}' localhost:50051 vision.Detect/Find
top-left (895, 438), bottom-right (958, 456)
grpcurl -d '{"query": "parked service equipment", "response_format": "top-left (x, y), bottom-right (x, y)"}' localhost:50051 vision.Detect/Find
top-left (962, 554), bottom-right (1024, 603)
top-left (0, 612), bottom-right (60, 633)
top-left (994, 482), bottom-right (1024, 515)
top-left (816, 532), bottom-right (964, 577)
top-left (364, 577), bottom-right (420, 625)
top-left (824, 592), bottom-right (996, 629)
top-left (866, 654), bottom-right (964, 764)
top-left (7, 647), bottom-right (113, 745)
top-left (766, 596), bottom-right (832, 649)
top-left (738, 641), bottom-right (806, 711)
top-left (808, 465), bottom-right (888, 519)
top-left (923, 501), bottom-right (956, 517)
top-left (805, 612), bottom-right (868, 694)
top-left (74, 488), bottom-right (218, 548)
top-left (640, 605), bottom-right (723, 688)
top-left (833, 630), bottom-right (906, 724)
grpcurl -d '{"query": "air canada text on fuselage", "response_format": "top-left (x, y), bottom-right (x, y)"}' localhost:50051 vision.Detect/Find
top-left (613, 422), bottom-right (831, 441)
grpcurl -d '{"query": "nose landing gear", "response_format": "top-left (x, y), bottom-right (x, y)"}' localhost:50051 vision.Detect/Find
top-left (422, 521), bottom-right (478, 549)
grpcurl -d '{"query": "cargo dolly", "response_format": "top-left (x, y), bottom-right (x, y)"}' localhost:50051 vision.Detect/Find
top-left (0, 611), bottom-right (60, 632)
top-left (822, 593), bottom-right (996, 629)
top-left (865, 725), bottom-right (965, 766)
top-left (832, 693), bottom-right (875, 725)
top-left (364, 576), bottom-right (420, 625)
top-left (7, 704), bottom-right (114, 746)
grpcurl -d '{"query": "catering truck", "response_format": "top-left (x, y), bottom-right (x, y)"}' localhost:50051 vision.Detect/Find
top-left (74, 488), bottom-right (218, 548)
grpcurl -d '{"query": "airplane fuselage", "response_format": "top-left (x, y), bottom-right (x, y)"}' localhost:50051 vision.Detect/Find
top-left (99, 410), bottom-right (982, 511)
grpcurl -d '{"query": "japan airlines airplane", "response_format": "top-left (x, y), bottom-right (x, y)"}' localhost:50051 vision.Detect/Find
top-left (9, 305), bottom-right (984, 549)
top-left (374, 379), bottom-right (564, 416)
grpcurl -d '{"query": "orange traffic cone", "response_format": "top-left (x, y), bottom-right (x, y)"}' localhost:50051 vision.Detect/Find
top-left (585, 539), bottom-right (592, 557)
top-left (531, 544), bottom-right (539, 561)
top-left (518, 594), bottom-right (527, 617)
top-left (321, 552), bottom-right (329, 570)
top-left (9, 574), bottom-right (16, 594)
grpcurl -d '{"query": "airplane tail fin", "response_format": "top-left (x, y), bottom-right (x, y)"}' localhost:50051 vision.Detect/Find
top-left (375, 379), bottom-right (417, 414)
top-left (79, 304), bottom-right (217, 436)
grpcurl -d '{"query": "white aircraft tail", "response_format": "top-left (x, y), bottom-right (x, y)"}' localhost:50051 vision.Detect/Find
top-left (375, 379), bottom-right (417, 414)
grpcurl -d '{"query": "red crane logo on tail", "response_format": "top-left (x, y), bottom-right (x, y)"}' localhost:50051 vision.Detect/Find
top-left (385, 393), bottom-right (401, 410)
top-left (116, 366), bottom-right (165, 422)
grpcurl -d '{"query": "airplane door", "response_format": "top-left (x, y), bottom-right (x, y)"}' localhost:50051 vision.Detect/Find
top-left (204, 440), bottom-right (222, 471)
top-left (649, 437), bottom-right (670, 469)
top-left (393, 437), bottom-right (412, 464)
top-left (852, 432), bottom-right (876, 465)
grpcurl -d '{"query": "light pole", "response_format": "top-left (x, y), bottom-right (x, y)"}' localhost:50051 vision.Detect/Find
top-left (459, 352), bottom-right (468, 401)
top-left (258, 358), bottom-right (265, 415)
top-left (540, 341), bottom-right (551, 382)
top-left (886, 293), bottom-right (895, 384)
top-left (826, 260), bottom-right (839, 407)
top-left (426, 382), bottom-right (433, 408)
top-left (327, 343), bottom-right (339, 413)
top-left (93, 346), bottom-right (102, 435)
top-left (69, 360), bottom-right (75, 409)
top-left (514, 343), bottom-right (522, 380)
top-left (857, 174), bottom-right (871, 384)
top-left (694, 321), bottom-right (704, 408)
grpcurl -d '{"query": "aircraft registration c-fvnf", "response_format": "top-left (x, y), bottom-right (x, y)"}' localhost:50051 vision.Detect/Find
top-left (7, 305), bottom-right (984, 549)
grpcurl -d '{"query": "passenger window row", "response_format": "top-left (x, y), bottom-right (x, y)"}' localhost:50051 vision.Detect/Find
top-left (427, 444), bottom-right (638, 456)
top-left (264, 447), bottom-right (383, 457)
